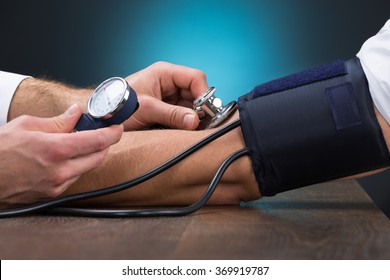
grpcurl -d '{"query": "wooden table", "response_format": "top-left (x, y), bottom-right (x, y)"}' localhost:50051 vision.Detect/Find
top-left (1, 181), bottom-right (389, 259)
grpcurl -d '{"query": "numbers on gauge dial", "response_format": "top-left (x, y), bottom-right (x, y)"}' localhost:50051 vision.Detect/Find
top-left (90, 79), bottom-right (125, 117)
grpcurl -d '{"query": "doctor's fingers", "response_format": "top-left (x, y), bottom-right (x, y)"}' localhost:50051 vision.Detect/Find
top-left (162, 88), bottom-right (199, 106)
top-left (45, 149), bottom-right (109, 199)
top-left (157, 62), bottom-right (209, 99)
top-left (145, 98), bottom-right (200, 130)
top-left (46, 125), bottom-right (123, 161)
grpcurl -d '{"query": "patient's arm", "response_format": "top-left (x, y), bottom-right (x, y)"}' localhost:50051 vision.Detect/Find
top-left (63, 108), bottom-right (390, 206)
top-left (62, 114), bottom-right (261, 206)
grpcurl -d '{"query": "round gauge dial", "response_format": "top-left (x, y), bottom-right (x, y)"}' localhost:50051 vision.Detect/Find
top-left (88, 77), bottom-right (129, 119)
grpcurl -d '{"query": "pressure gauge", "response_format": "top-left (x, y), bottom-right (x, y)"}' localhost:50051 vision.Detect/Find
top-left (75, 77), bottom-right (139, 131)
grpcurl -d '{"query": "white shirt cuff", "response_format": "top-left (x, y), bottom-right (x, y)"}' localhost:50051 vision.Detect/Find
top-left (357, 19), bottom-right (390, 124)
top-left (0, 71), bottom-right (30, 125)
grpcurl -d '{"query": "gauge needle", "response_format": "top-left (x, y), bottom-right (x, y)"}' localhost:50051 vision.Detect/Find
top-left (104, 88), bottom-right (111, 107)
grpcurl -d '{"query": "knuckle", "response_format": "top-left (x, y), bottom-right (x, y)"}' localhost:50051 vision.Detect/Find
top-left (46, 142), bottom-right (68, 161)
top-left (138, 95), bottom-right (153, 109)
top-left (151, 61), bottom-right (172, 75)
top-left (53, 169), bottom-right (70, 186)
top-left (168, 106), bottom-right (180, 127)
top-left (47, 168), bottom-right (72, 194)
top-left (195, 69), bottom-right (206, 80)
top-left (44, 186), bottom-right (63, 199)
top-left (51, 116), bottom-right (65, 131)
top-left (92, 151), bottom-right (107, 168)
top-left (95, 130), bottom-right (108, 151)
top-left (15, 115), bottom-right (33, 127)
top-left (152, 61), bottom-right (168, 68)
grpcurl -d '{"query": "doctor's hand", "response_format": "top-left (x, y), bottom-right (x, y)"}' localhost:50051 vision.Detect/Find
top-left (0, 104), bottom-right (122, 208)
top-left (124, 62), bottom-right (209, 130)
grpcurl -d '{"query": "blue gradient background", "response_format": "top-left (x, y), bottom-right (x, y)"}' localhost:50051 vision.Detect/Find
top-left (1, 0), bottom-right (390, 215)
top-left (3, 0), bottom-right (388, 100)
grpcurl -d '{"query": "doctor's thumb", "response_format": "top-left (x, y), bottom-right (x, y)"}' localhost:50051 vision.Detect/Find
top-left (49, 104), bottom-right (82, 133)
top-left (167, 106), bottom-right (199, 130)
top-left (182, 111), bottom-right (199, 130)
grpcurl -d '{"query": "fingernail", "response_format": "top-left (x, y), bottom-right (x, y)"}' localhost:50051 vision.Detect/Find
top-left (183, 114), bottom-right (195, 129)
top-left (65, 104), bottom-right (79, 116)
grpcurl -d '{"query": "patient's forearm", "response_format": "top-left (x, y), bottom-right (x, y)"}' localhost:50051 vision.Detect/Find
top-left (60, 97), bottom-right (390, 208)
top-left (63, 107), bottom-right (390, 206)
top-left (63, 122), bottom-right (260, 206)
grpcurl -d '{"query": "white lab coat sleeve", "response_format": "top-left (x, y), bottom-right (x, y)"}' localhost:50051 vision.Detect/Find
top-left (357, 19), bottom-right (390, 124)
top-left (0, 71), bottom-right (30, 125)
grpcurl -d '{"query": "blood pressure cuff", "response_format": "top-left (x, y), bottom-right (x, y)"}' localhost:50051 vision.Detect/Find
top-left (237, 57), bottom-right (390, 196)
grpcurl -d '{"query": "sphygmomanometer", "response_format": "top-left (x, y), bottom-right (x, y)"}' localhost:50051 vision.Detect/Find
top-left (74, 77), bottom-right (139, 131)
top-left (1, 57), bottom-right (389, 218)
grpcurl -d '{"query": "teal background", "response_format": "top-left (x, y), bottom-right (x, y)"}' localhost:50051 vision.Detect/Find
top-left (1, 0), bottom-right (390, 216)
top-left (2, 0), bottom-right (389, 99)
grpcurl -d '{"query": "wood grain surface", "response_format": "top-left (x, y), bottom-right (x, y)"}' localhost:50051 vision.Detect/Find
top-left (0, 180), bottom-right (389, 259)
